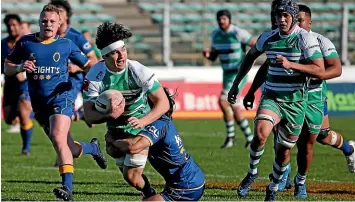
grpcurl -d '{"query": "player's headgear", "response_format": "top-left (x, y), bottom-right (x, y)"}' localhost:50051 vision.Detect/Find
top-left (276, 0), bottom-right (299, 28)
top-left (216, 9), bottom-right (231, 22)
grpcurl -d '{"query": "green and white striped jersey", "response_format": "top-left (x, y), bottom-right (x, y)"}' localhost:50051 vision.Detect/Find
top-left (83, 59), bottom-right (161, 135)
top-left (307, 31), bottom-right (339, 103)
top-left (211, 25), bottom-right (252, 71)
top-left (255, 25), bottom-right (323, 102)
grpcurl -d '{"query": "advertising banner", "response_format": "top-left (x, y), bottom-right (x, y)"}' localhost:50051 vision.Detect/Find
top-left (326, 83), bottom-right (355, 116)
top-left (161, 81), bottom-right (262, 119)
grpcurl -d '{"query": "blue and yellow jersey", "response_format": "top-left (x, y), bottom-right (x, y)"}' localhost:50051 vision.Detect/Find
top-left (1, 37), bottom-right (17, 73)
top-left (6, 33), bottom-right (89, 110)
top-left (63, 27), bottom-right (93, 55)
top-left (140, 115), bottom-right (205, 189)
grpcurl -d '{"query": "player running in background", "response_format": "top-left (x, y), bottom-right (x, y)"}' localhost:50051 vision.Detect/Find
top-left (4, 4), bottom-right (107, 200)
top-left (203, 9), bottom-right (256, 149)
top-left (228, 0), bottom-right (326, 200)
top-left (1, 14), bottom-right (34, 155)
top-left (21, 21), bottom-right (32, 35)
top-left (82, 30), bottom-right (103, 61)
top-left (291, 4), bottom-right (355, 198)
top-left (50, 0), bottom-right (98, 125)
top-left (106, 88), bottom-right (205, 201)
top-left (83, 22), bottom-right (170, 199)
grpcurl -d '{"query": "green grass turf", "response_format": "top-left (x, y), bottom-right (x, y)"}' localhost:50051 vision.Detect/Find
top-left (2, 117), bottom-right (355, 201)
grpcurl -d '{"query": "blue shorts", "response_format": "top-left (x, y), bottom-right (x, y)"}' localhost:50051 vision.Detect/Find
top-left (161, 184), bottom-right (205, 201)
top-left (33, 94), bottom-right (74, 136)
top-left (323, 98), bottom-right (328, 116)
top-left (69, 72), bottom-right (84, 99)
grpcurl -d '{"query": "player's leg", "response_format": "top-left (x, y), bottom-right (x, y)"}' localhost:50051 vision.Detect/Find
top-left (265, 100), bottom-right (306, 201)
top-left (18, 81), bottom-right (34, 155)
top-left (237, 96), bottom-right (281, 197)
top-left (122, 150), bottom-right (156, 198)
top-left (316, 100), bottom-right (355, 172)
top-left (106, 132), bottom-right (156, 198)
top-left (294, 101), bottom-right (324, 198)
top-left (231, 75), bottom-right (253, 148)
top-left (66, 133), bottom-right (107, 169)
top-left (3, 82), bottom-right (20, 133)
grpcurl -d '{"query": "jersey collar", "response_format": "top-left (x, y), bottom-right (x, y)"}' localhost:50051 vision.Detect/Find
top-left (35, 32), bottom-right (59, 44)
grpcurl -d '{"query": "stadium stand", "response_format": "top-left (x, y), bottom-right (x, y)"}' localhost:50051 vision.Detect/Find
top-left (1, 0), bottom-right (355, 66)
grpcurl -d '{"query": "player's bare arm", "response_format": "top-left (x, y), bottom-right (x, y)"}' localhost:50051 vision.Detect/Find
top-left (86, 51), bottom-right (98, 67)
top-left (4, 59), bottom-right (36, 76)
top-left (276, 55), bottom-right (325, 78)
top-left (319, 57), bottom-right (342, 80)
top-left (130, 87), bottom-right (169, 129)
top-left (106, 134), bottom-right (150, 155)
top-left (243, 61), bottom-right (268, 110)
top-left (202, 48), bottom-right (218, 61)
top-left (228, 46), bottom-right (263, 104)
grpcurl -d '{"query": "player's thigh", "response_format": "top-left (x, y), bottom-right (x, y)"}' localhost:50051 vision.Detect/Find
top-left (161, 184), bottom-right (205, 201)
top-left (278, 100), bottom-right (307, 136)
top-left (49, 114), bottom-right (72, 139)
top-left (304, 101), bottom-right (324, 135)
top-left (2, 105), bottom-right (18, 124)
top-left (255, 96), bottom-right (282, 130)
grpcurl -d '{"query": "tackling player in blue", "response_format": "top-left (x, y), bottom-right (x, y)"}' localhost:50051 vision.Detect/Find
top-left (4, 4), bottom-right (107, 201)
top-left (1, 14), bottom-right (34, 155)
top-left (106, 88), bottom-right (206, 201)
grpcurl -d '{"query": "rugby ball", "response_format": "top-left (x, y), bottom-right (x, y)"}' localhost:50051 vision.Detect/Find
top-left (95, 89), bottom-right (124, 114)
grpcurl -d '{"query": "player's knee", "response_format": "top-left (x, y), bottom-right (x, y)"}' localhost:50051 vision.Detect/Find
top-left (123, 170), bottom-right (143, 188)
top-left (277, 130), bottom-right (297, 149)
top-left (254, 123), bottom-right (272, 146)
top-left (316, 128), bottom-right (330, 145)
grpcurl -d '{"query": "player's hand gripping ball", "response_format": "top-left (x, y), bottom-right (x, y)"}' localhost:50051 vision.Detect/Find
top-left (95, 90), bottom-right (125, 117)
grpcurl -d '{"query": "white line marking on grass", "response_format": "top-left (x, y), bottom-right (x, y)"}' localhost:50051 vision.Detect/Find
top-left (17, 166), bottom-right (351, 184)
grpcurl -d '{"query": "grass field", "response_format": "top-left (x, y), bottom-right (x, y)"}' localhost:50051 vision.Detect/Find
top-left (2, 117), bottom-right (355, 201)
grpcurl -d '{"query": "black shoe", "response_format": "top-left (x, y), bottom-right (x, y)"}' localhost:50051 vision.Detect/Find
top-left (221, 137), bottom-right (235, 149)
top-left (21, 149), bottom-right (30, 155)
top-left (53, 185), bottom-right (73, 201)
top-left (264, 186), bottom-right (277, 202)
top-left (90, 138), bottom-right (107, 169)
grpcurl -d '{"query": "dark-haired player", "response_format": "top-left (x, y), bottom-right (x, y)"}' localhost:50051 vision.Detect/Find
top-left (83, 22), bottom-right (171, 199)
top-left (1, 14), bottom-right (34, 155)
top-left (228, 0), bottom-right (326, 200)
top-left (203, 9), bottom-right (256, 149)
top-left (50, 0), bottom-right (98, 125)
top-left (4, 4), bottom-right (106, 200)
top-left (106, 88), bottom-right (205, 201)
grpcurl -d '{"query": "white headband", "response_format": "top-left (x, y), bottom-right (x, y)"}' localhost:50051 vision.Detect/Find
top-left (100, 40), bottom-right (125, 56)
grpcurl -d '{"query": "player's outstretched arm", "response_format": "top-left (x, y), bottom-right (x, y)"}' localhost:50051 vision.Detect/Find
top-left (106, 135), bottom-right (150, 155)
top-left (248, 60), bottom-right (268, 96)
top-left (139, 87), bottom-right (169, 127)
top-left (228, 46), bottom-right (262, 104)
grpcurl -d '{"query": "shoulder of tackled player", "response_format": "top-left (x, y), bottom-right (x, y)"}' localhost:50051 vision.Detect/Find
top-left (85, 61), bottom-right (107, 81)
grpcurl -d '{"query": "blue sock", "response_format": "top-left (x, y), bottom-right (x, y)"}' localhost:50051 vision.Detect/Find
top-left (60, 165), bottom-right (74, 192)
top-left (340, 141), bottom-right (354, 156)
top-left (78, 141), bottom-right (98, 156)
top-left (20, 122), bottom-right (33, 151)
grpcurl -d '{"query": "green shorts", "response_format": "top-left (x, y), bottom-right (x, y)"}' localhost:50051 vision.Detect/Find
top-left (304, 101), bottom-right (324, 134)
top-left (221, 69), bottom-right (247, 100)
top-left (257, 95), bottom-right (307, 136)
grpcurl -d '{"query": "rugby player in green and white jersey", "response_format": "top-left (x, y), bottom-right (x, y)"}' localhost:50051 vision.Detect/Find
top-left (82, 22), bottom-right (170, 198)
top-left (228, 0), bottom-right (326, 200)
top-left (203, 9), bottom-right (257, 149)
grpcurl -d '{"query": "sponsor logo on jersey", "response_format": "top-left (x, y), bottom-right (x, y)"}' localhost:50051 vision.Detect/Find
top-left (34, 66), bottom-right (60, 74)
top-left (53, 52), bottom-right (60, 62)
